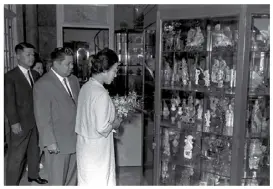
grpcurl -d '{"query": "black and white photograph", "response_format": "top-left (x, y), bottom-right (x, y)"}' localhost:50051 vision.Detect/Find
top-left (1, 3), bottom-right (271, 186)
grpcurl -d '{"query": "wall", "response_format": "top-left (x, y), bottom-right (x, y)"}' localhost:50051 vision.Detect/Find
top-left (114, 5), bottom-right (157, 30)
top-left (56, 5), bottom-right (115, 49)
top-left (14, 5), bottom-right (57, 60)
top-left (15, 4), bottom-right (157, 58)
top-left (144, 5), bottom-right (157, 30)
top-left (114, 5), bottom-right (135, 30)
top-left (37, 5), bottom-right (57, 59)
top-left (63, 28), bottom-right (109, 54)
top-left (16, 5), bottom-right (24, 43)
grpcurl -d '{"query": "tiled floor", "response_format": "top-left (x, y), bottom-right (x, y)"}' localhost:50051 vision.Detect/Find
top-left (4, 154), bottom-right (146, 186)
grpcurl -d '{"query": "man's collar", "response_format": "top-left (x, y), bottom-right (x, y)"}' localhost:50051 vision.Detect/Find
top-left (51, 68), bottom-right (65, 82)
top-left (18, 64), bottom-right (30, 74)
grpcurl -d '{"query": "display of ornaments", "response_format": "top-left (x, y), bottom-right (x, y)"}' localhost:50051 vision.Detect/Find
top-left (161, 54), bottom-right (238, 90)
top-left (172, 132), bottom-right (181, 155)
top-left (181, 58), bottom-right (189, 86)
top-left (211, 57), bottom-right (232, 88)
top-left (178, 166), bottom-right (194, 185)
top-left (252, 24), bottom-right (270, 52)
top-left (203, 70), bottom-right (210, 87)
top-left (170, 101), bottom-right (177, 124)
top-left (246, 171), bottom-right (259, 186)
top-left (162, 61), bottom-right (172, 86)
top-left (224, 103), bottom-right (234, 136)
top-left (163, 130), bottom-right (171, 154)
top-left (250, 99), bottom-right (265, 137)
top-left (159, 19), bottom-right (269, 186)
top-left (185, 26), bottom-right (205, 51)
top-left (197, 100), bottom-right (203, 120)
top-left (249, 139), bottom-right (263, 170)
top-left (249, 70), bottom-right (264, 91)
top-left (212, 24), bottom-right (233, 48)
top-left (161, 160), bottom-right (170, 183)
top-left (204, 110), bottom-right (211, 128)
top-left (163, 101), bottom-right (170, 120)
top-left (162, 95), bottom-right (199, 125)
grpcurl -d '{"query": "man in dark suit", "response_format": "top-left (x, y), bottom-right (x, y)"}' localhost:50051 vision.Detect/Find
top-left (4, 42), bottom-right (48, 185)
top-left (33, 47), bottom-right (80, 185)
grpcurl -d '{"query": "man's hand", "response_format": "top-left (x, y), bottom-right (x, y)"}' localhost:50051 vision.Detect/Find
top-left (47, 143), bottom-right (60, 154)
top-left (11, 123), bottom-right (22, 134)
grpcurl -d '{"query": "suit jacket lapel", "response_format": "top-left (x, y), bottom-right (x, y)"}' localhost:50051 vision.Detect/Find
top-left (15, 67), bottom-right (32, 90)
top-left (48, 70), bottom-right (76, 105)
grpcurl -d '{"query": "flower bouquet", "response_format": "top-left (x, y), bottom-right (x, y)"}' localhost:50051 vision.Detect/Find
top-left (111, 91), bottom-right (142, 138)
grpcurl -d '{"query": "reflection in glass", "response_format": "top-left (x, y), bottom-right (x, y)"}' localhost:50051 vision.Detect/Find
top-left (76, 48), bottom-right (89, 81)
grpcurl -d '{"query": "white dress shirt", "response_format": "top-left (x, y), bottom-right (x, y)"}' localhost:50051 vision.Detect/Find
top-left (18, 64), bottom-right (34, 87)
top-left (51, 68), bottom-right (74, 98)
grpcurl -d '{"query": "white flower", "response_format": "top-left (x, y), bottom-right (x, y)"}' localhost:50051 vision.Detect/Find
top-left (111, 91), bottom-right (142, 121)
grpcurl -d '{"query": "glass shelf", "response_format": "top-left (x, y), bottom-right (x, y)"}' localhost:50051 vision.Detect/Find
top-left (162, 48), bottom-right (236, 54)
top-left (160, 120), bottom-right (233, 139)
top-left (161, 85), bottom-right (236, 96)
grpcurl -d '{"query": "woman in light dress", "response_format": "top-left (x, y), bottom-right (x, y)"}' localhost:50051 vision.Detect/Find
top-left (75, 48), bottom-right (122, 186)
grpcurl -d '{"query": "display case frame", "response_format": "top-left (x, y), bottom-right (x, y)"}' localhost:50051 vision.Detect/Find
top-left (153, 5), bottom-right (270, 186)
top-left (142, 29), bottom-right (156, 185)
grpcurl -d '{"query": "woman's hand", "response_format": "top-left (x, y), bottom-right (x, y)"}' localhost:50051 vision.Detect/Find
top-left (112, 117), bottom-right (123, 129)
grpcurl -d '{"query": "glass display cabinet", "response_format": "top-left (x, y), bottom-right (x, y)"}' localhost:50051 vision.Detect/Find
top-left (153, 5), bottom-right (269, 186)
top-left (111, 29), bottom-right (145, 96)
top-left (112, 29), bottom-right (156, 184)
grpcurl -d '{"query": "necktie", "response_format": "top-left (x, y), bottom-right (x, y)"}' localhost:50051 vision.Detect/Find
top-left (27, 70), bottom-right (34, 87)
top-left (63, 78), bottom-right (74, 100)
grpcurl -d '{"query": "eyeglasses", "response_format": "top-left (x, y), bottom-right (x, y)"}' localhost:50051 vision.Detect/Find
top-left (54, 47), bottom-right (74, 55)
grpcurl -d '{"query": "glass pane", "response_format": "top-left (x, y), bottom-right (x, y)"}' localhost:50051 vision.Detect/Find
top-left (128, 33), bottom-right (144, 95)
top-left (113, 32), bottom-right (127, 95)
top-left (159, 16), bottom-right (238, 186)
top-left (142, 30), bottom-right (156, 185)
top-left (242, 15), bottom-right (270, 186)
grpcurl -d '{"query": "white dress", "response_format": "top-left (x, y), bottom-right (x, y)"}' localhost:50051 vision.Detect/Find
top-left (75, 78), bottom-right (116, 186)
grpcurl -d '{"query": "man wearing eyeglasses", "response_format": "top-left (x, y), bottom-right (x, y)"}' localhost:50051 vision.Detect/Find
top-left (33, 47), bottom-right (80, 185)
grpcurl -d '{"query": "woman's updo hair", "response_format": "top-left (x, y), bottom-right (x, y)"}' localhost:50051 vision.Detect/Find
top-left (31, 52), bottom-right (44, 69)
top-left (89, 48), bottom-right (119, 75)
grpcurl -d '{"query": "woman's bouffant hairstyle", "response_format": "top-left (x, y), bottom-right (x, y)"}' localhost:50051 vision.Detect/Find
top-left (89, 48), bottom-right (118, 75)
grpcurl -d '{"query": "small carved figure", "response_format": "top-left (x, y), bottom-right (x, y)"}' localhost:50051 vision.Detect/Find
top-left (184, 135), bottom-right (194, 159)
